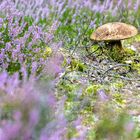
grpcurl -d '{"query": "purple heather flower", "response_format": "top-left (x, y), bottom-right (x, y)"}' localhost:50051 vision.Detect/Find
top-left (45, 52), bottom-right (64, 77)
top-left (124, 121), bottom-right (135, 133)
top-left (72, 117), bottom-right (87, 140)
top-left (18, 53), bottom-right (24, 63)
top-left (5, 43), bottom-right (12, 50)
top-left (117, 0), bottom-right (123, 7)
top-left (134, 0), bottom-right (140, 12)
top-left (127, 0), bottom-right (133, 9)
top-left (1, 122), bottom-right (22, 140)
top-left (104, 0), bottom-right (111, 9)
top-left (31, 61), bottom-right (38, 74)
top-left (29, 109), bottom-right (39, 127)
top-left (0, 18), bottom-right (3, 28)
top-left (0, 51), bottom-right (4, 60)
top-left (0, 73), bottom-right (19, 94)
top-left (89, 19), bottom-right (96, 28)
top-left (20, 66), bottom-right (28, 81)
top-left (97, 89), bottom-right (109, 101)
top-left (0, 72), bottom-right (8, 89)
top-left (45, 93), bottom-right (57, 107)
top-left (13, 111), bottom-right (22, 121)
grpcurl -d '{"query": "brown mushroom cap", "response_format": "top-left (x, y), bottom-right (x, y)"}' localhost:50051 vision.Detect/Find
top-left (90, 22), bottom-right (138, 41)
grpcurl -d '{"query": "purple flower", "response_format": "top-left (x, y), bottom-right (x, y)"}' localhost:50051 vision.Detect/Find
top-left (5, 43), bottom-right (12, 50)
top-left (31, 61), bottom-right (38, 74)
top-left (0, 18), bottom-right (3, 28)
top-left (97, 89), bottom-right (109, 101)
top-left (0, 72), bottom-right (8, 89)
top-left (134, 0), bottom-right (140, 12)
top-left (45, 54), bottom-right (63, 77)
top-left (29, 109), bottom-right (39, 127)
top-left (1, 122), bottom-right (22, 140)
top-left (124, 121), bottom-right (135, 133)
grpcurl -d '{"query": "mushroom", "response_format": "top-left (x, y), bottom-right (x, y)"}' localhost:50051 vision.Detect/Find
top-left (90, 22), bottom-right (138, 51)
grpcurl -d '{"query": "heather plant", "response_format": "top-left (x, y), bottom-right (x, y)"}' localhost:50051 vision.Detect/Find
top-left (0, 0), bottom-right (140, 139)
top-left (0, 71), bottom-right (88, 140)
top-left (55, 0), bottom-right (140, 54)
top-left (0, 0), bottom-right (61, 78)
top-left (2, 0), bottom-right (139, 53)
top-left (0, 2), bottom-right (71, 138)
top-left (91, 100), bottom-right (136, 140)
top-left (0, 72), bottom-right (64, 140)
top-left (5, 0), bottom-right (139, 33)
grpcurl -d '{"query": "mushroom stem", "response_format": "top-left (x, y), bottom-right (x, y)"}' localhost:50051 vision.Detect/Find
top-left (105, 40), bottom-right (125, 61)
top-left (108, 40), bottom-right (123, 51)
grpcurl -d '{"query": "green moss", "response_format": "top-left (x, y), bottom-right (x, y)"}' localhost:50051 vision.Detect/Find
top-left (123, 34), bottom-right (140, 45)
top-left (66, 126), bottom-right (78, 139)
top-left (113, 93), bottom-right (126, 106)
top-left (70, 58), bottom-right (87, 72)
top-left (43, 46), bottom-right (52, 57)
top-left (85, 84), bottom-right (102, 95)
top-left (90, 45), bottom-right (100, 52)
top-left (87, 130), bottom-right (96, 140)
top-left (90, 43), bottom-right (126, 62)
top-left (106, 46), bottom-right (126, 62)
top-left (124, 47), bottom-right (136, 56)
top-left (112, 82), bottom-right (125, 90)
top-left (131, 63), bottom-right (140, 74)
top-left (90, 42), bottom-right (137, 62)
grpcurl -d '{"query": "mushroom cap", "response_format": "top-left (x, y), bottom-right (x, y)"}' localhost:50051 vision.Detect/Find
top-left (90, 22), bottom-right (138, 41)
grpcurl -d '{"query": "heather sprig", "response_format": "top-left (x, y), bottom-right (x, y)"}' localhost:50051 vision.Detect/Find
top-left (11, 0), bottom-right (140, 24)
top-left (1, 0), bottom-right (139, 53)
top-left (0, 71), bottom-right (65, 140)
top-left (55, 0), bottom-right (140, 54)
top-left (0, 5), bottom-right (61, 78)
top-left (0, 71), bottom-right (87, 140)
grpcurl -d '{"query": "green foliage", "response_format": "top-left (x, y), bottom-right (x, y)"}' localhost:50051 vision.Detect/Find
top-left (0, 16), bottom-right (52, 76)
top-left (85, 84), bottom-right (101, 95)
top-left (124, 48), bottom-right (136, 56)
top-left (132, 63), bottom-right (140, 74)
top-left (112, 81), bottom-right (125, 89)
top-left (24, 16), bottom-right (34, 26)
top-left (113, 93), bottom-right (126, 107)
top-left (56, 8), bottom-right (95, 49)
top-left (70, 58), bottom-right (87, 72)
top-left (7, 62), bottom-right (21, 75)
top-left (95, 111), bottom-right (135, 140)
